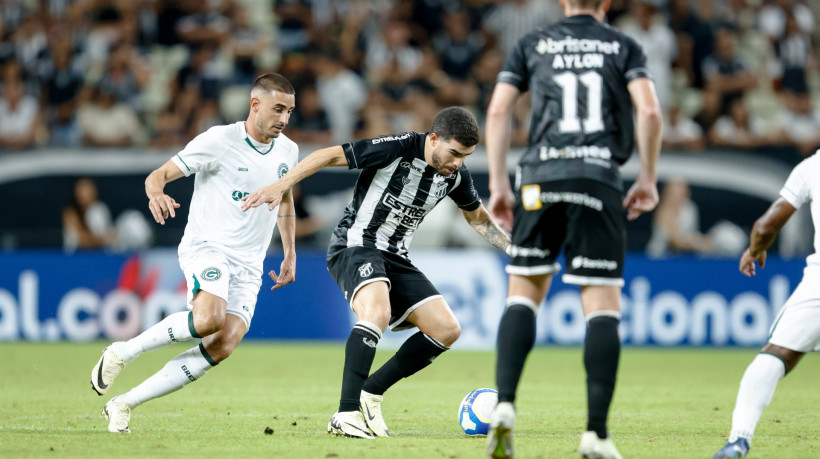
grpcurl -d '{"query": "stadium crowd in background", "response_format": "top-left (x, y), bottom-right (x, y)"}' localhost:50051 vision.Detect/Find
top-left (0, 0), bottom-right (818, 164)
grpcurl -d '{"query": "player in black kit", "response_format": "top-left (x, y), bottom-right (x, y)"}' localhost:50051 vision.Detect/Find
top-left (484, 0), bottom-right (662, 458)
top-left (241, 107), bottom-right (512, 439)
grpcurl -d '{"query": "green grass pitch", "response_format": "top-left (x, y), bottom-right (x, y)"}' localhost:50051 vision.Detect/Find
top-left (1, 342), bottom-right (817, 458)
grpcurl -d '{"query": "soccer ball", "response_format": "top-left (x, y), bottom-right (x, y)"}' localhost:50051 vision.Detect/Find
top-left (458, 388), bottom-right (498, 435)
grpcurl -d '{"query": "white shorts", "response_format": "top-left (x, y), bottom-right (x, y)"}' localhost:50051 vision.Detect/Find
top-left (179, 244), bottom-right (262, 331)
top-left (769, 265), bottom-right (820, 352)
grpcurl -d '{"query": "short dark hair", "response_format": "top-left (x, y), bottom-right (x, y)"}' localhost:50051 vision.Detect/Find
top-left (431, 107), bottom-right (479, 147)
top-left (566, 0), bottom-right (605, 8)
top-left (252, 73), bottom-right (295, 96)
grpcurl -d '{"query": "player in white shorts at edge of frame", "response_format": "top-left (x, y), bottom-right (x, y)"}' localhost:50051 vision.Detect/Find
top-left (241, 107), bottom-right (513, 439)
top-left (713, 150), bottom-right (820, 458)
top-left (89, 73), bottom-right (299, 433)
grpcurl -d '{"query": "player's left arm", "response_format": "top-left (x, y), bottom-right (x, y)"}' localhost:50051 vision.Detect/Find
top-left (461, 204), bottom-right (512, 254)
top-left (269, 188), bottom-right (297, 290)
top-left (740, 197), bottom-right (796, 277)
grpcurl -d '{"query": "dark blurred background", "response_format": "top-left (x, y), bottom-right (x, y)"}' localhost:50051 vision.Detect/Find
top-left (0, 0), bottom-right (817, 257)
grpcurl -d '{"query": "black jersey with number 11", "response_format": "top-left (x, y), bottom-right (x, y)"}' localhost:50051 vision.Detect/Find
top-left (498, 14), bottom-right (652, 190)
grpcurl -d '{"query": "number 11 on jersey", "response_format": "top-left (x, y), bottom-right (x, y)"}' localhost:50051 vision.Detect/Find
top-left (553, 70), bottom-right (604, 134)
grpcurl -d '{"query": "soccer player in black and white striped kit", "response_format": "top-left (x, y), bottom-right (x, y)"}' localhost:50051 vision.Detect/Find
top-left (484, 0), bottom-right (663, 457)
top-left (242, 107), bottom-right (512, 439)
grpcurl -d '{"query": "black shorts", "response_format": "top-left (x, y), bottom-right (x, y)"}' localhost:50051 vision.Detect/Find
top-left (508, 179), bottom-right (626, 286)
top-left (326, 246), bottom-right (442, 330)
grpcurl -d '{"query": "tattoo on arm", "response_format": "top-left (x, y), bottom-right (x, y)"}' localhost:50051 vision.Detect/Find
top-left (470, 218), bottom-right (511, 252)
top-left (277, 213), bottom-right (297, 218)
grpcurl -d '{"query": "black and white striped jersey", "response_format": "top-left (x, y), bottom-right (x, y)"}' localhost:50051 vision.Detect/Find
top-left (498, 14), bottom-right (652, 190)
top-left (328, 131), bottom-right (481, 260)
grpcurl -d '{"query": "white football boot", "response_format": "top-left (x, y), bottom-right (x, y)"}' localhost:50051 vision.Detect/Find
top-left (578, 431), bottom-right (623, 459)
top-left (102, 397), bottom-right (131, 433)
top-left (327, 411), bottom-right (375, 439)
top-left (486, 401), bottom-right (515, 459)
top-left (360, 391), bottom-right (389, 437)
top-left (91, 343), bottom-right (127, 395)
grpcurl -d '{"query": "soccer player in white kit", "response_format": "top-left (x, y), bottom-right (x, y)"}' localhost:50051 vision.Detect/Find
top-left (89, 74), bottom-right (299, 433)
top-left (714, 151), bottom-right (820, 458)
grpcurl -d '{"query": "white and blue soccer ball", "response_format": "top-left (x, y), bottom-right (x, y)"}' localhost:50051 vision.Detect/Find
top-left (458, 388), bottom-right (498, 436)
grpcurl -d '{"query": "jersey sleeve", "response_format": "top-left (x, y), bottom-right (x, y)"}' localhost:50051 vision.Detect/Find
top-left (448, 166), bottom-right (482, 211)
top-left (497, 37), bottom-right (529, 92)
top-left (342, 133), bottom-right (414, 170)
top-left (780, 158), bottom-right (812, 208)
top-left (171, 130), bottom-right (224, 177)
top-left (622, 36), bottom-right (652, 83)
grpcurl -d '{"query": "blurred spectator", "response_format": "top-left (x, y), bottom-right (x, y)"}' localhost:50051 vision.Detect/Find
top-left (366, 20), bottom-right (423, 85)
top-left (778, 92), bottom-right (820, 156)
top-left (668, 0), bottom-right (716, 88)
top-left (471, 47), bottom-right (506, 118)
top-left (97, 41), bottom-right (151, 110)
top-left (188, 99), bottom-right (224, 139)
top-left (663, 105), bottom-right (706, 151)
top-left (708, 98), bottom-right (779, 149)
top-left (62, 177), bottom-right (153, 252)
top-left (482, 0), bottom-right (558, 53)
top-left (228, 5), bottom-right (272, 85)
top-left (757, 0), bottom-right (814, 42)
top-left (0, 78), bottom-right (41, 151)
top-left (310, 46), bottom-right (367, 144)
top-left (620, 0), bottom-right (676, 107)
top-left (62, 177), bottom-right (116, 251)
top-left (433, 9), bottom-right (484, 82)
top-left (646, 178), bottom-right (716, 257)
top-left (291, 183), bottom-right (323, 247)
top-left (174, 43), bottom-right (231, 101)
top-left (175, 1), bottom-right (231, 47)
top-left (275, 0), bottom-right (313, 55)
top-left (148, 106), bottom-right (187, 150)
top-left (774, 12), bottom-right (812, 95)
top-left (50, 102), bottom-right (82, 148)
top-left (700, 28), bottom-right (757, 126)
top-left (76, 84), bottom-right (141, 147)
top-left (287, 83), bottom-right (332, 145)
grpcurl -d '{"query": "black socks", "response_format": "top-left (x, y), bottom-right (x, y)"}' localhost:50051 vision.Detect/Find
top-left (584, 315), bottom-right (620, 439)
top-left (363, 331), bottom-right (448, 396)
top-left (338, 321), bottom-right (382, 412)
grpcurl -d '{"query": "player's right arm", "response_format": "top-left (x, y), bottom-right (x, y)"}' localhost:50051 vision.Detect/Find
top-left (485, 82), bottom-right (521, 233)
top-left (623, 77), bottom-right (662, 221)
top-left (145, 160), bottom-right (184, 225)
top-left (241, 145), bottom-right (348, 212)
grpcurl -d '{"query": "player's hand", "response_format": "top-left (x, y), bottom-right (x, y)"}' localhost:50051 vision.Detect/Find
top-left (739, 248), bottom-right (765, 277)
top-left (488, 190), bottom-right (515, 233)
top-left (148, 194), bottom-right (180, 225)
top-left (241, 184), bottom-right (285, 212)
top-left (269, 254), bottom-right (295, 290)
top-left (622, 176), bottom-right (659, 221)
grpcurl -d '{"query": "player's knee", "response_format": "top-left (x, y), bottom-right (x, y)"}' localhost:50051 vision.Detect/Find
top-left (193, 309), bottom-right (226, 336)
top-left (435, 320), bottom-right (461, 347)
top-left (205, 336), bottom-right (238, 363)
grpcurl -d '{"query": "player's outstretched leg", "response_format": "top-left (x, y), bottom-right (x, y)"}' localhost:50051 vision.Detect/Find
top-left (90, 311), bottom-right (200, 395)
top-left (361, 331), bottom-right (451, 437)
top-left (102, 343), bottom-right (218, 433)
top-left (102, 396), bottom-right (131, 433)
top-left (91, 344), bottom-right (128, 396)
top-left (713, 352), bottom-right (787, 458)
top-left (581, 312), bottom-right (621, 458)
top-left (486, 401), bottom-right (515, 459)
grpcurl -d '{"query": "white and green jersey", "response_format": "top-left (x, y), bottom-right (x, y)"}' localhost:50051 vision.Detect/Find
top-left (780, 151), bottom-right (820, 267)
top-left (171, 121), bottom-right (298, 274)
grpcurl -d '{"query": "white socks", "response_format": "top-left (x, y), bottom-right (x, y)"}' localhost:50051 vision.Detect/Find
top-left (728, 353), bottom-right (786, 443)
top-left (117, 344), bottom-right (217, 409)
top-left (113, 311), bottom-right (198, 362)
